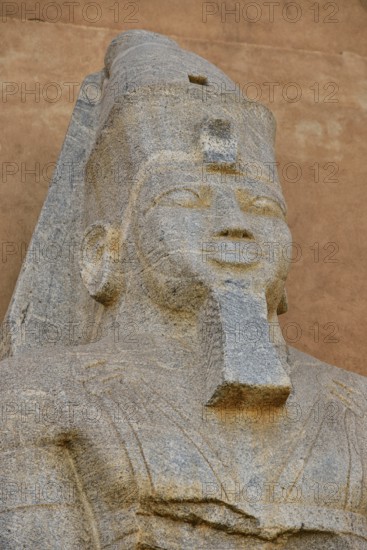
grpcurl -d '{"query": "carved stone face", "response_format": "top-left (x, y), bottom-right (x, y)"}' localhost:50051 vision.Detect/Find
top-left (134, 164), bottom-right (292, 313)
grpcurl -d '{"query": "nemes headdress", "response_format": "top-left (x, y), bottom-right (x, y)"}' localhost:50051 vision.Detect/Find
top-left (85, 30), bottom-right (281, 222)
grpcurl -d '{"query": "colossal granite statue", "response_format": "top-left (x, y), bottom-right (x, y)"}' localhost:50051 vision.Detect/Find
top-left (0, 30), bottom-right (367, 548)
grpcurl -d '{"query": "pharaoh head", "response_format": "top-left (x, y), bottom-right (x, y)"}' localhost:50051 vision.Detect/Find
top-left (1, 30), bottom-right (293, 402)
top-left (80, 30), bottom-right (292, 318)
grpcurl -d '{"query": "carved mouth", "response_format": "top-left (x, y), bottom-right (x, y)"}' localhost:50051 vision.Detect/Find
top-left (208, 247), bottom-right (260, 268)
top-left (208, 229), bottom-right (259, 268)
top-left (209, 256), bottom-right (260, 269)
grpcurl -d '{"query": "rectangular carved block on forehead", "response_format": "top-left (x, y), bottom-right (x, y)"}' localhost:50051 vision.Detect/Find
top-left (201, 118), bottom-right (238, 166)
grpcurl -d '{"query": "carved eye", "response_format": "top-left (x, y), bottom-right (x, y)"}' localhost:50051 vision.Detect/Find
top-left (156, 188), bottom-right (202, 208)
top-left (249, 197), bottom-right (285, 218)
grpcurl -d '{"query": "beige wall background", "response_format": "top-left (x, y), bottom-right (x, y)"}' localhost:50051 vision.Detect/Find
top-left (1, 0), bottom-right (366, 374)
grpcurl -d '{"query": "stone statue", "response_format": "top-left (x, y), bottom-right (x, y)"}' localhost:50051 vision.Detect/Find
top-left (0, 30), bottom-right (366, 548)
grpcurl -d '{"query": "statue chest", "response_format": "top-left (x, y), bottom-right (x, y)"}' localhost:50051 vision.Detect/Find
top-left (91, 375), bottom-right (367, 542)
top-left (73, 355), bottom-right (367, 544)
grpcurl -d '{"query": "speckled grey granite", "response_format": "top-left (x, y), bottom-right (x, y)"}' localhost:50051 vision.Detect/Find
top-left (1, 30), bottom-right (367, 548)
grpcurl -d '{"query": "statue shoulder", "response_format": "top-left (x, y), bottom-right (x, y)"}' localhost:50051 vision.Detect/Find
top-left (288, 345), bottom-right (367, 384)
top-left (0, 348), bottom-right (91, 447)
top-left (288, 345), bottom-right (367, 415)
top-left (0, 347), bottom-right (82, 394)
top-left (0, 340), bottom-right (127, 386)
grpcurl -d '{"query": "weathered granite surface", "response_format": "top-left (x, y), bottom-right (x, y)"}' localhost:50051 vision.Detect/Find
top-left (1, 30), bottom-right (367, 548)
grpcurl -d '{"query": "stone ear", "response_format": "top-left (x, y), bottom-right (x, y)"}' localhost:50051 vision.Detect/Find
top-left (80, 222), bottom-right (123, 305)
top-left (277, 288), bottom-right (288, 315)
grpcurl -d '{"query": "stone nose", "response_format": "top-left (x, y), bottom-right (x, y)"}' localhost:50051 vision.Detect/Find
top-left (212, 190), bottom-right (255, 240)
